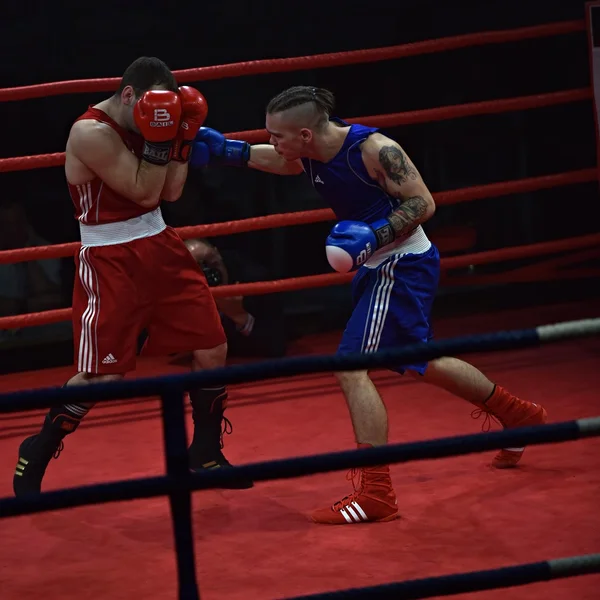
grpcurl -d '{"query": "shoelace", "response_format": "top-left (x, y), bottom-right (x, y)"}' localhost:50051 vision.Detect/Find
top-left (53, 441), bottom-right (64, 460)
top-left (331, 468), bottom-right (363, 511)
top-left (220, 417), bottom-right (233, 449)
top-left (471, 407), bottom-right (503, 432)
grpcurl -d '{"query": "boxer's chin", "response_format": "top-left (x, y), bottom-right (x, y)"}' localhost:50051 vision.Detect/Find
top-left (278, 149), bottom-right (299, 161)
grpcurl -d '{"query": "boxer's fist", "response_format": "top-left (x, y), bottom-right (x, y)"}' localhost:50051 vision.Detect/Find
top-left (191, 127), bottom-right (250, 167)
top-left (179, 86), bottom-right (208, 134)
top-left (173, 86), bottom-right (208, 162)
top-left (133, 90), bottom-right (182, 165)
top-left (326, 219), bottom-right (395, 273)
top-left (189, 141), bottom-right (211, 168)
top-left (134, 90), bottom-right (181, 141)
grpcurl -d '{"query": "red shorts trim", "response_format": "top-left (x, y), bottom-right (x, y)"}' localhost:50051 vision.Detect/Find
top-left (72, 227), bottom-right (226, 374)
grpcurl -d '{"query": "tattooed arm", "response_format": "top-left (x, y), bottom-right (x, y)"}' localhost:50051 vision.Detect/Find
top-left (362, 133), bottom-right (435, 237)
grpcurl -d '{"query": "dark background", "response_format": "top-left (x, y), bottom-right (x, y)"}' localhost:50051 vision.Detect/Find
top-left (0, 0), bottom-right (598, 372)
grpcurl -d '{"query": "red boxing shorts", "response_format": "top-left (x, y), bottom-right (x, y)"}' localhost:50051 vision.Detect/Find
top-left (72, 227), bottom-right (226, 374)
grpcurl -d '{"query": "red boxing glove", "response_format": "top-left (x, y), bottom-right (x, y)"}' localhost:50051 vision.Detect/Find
top-left (173, 86), bottom-right (208, 162)
top-left (133, 90), bottom-right (182, 165)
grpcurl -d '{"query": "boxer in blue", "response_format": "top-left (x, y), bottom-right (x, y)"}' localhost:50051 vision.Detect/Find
top-left (191, 86), bottom-right (548, 524)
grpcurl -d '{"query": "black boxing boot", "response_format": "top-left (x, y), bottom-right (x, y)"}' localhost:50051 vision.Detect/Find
top-left (13, 402), bottom-right (88, 496)
top-left (188, 386), bottom-right (253, 489)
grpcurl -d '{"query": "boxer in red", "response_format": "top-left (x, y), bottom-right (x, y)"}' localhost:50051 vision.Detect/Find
top-left (13, 57), bottom-right (252, 496)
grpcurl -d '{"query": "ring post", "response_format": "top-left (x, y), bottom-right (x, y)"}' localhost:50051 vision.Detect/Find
top-left (161, 388), bottom-right (201, 600)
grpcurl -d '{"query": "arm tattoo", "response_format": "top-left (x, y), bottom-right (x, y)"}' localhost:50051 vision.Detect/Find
top-left (388, 195), bottom-right (429, 237)
top-left (378, 145), bottom-right (418, 185)
top-left (375, 144), bottom-right (431, 238)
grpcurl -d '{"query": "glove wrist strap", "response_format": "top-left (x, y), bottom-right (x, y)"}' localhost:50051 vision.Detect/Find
top-left (371, 218), bottom-right (396, 249)
top-left (223, 140), bottom-right (250, 167)
top-left (172, 140), bottom-right (192, 163)
top-left (142, 140), bottom-right (173, 166)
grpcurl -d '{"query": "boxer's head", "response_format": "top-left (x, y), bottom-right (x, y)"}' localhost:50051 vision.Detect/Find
top-left (114, 57), bottom-right (178, 132)
top-left (265, 86), bottom-right (335, 160)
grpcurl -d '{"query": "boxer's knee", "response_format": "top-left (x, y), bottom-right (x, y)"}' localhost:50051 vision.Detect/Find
top-left (68, 372), bottom-right (124, 384)
top-left (65, 372), bottom-right (124, 408)
top-left (335, 369), bottom-right (370, 394)
top-left (192, 342), bottom-right (228, 370)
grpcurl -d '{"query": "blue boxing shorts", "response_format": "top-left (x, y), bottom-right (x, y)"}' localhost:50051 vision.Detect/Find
top-left (337, 244), bottom-right (440, 374)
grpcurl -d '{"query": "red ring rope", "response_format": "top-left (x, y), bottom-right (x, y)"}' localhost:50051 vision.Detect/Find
top-left (227, 89), bottom-right (592, 143)
top-left (2, 232), bottom-right (598, 331)
top-left (0, 18), bottom-right (594, 332)
top-left (0, 168), bottom-right (594, 265)
top-left (0, 88), bottom-right (591, 173)
top-left (0, 21), bottom-right (583, 103)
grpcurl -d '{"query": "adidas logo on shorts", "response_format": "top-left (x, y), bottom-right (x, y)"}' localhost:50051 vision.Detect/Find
top-left (101, 354), bottom-right (117, 364)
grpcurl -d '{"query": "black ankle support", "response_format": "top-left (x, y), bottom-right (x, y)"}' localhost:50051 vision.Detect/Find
top-left (45, 404), bottom-right (86, 438)
top-left (189, 386), bottom-right (228, 418)
top-left (188, 386), bottom-right (229, 457)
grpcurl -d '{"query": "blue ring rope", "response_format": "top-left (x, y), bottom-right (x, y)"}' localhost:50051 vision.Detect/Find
top-left (0, 318), bottom-right (598, 413)
top-left (285, 553), bottom-right (600, 599)
top-left (1, 416), bottom-right (599, 519)
top-left (1, 317), bottom-right (598, 599)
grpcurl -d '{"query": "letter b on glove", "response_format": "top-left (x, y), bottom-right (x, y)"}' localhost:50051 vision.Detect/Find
top-left (152, 108), bottom-right (173, 126)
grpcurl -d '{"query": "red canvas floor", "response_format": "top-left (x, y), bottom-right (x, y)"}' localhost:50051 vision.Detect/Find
top-left (0, 299), bottom-right (599, 599)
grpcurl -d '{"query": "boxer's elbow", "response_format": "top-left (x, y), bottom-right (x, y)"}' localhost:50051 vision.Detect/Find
top-left (161, 188), bottom-right (183, 203)
top-left (134, 189), bottom-right (163, 208)
top-left (423, 192), bottom-right (436, 221)
top-left (400, 189), bottom-right (436, 226)
top-left (409, 183), bottom-right (436, 223)
top-left (159, 179), bottom-right (185, 203)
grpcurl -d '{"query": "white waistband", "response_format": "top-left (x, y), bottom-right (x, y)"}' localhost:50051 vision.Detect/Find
top-left (79, 208), bottom-right (167, 247)
top-left (365, 225), bottom-right (432, 268)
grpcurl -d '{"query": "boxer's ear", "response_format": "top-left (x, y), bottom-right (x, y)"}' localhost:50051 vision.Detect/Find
top-left (300, 128), bottom-right (313, 143)
top-left (121, 85), bottom-right (136, 106)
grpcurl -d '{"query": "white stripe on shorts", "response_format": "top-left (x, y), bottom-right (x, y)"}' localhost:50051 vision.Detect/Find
top-left (361, 256), bottom-right (400, 353)
top-left (77, 247), bottom-right (101, 373)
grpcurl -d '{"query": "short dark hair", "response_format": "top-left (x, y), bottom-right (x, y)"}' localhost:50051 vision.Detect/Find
top-left (266, 86), bottom-right (335, 126)
top-left (116, 57), bottom-right (178, 96)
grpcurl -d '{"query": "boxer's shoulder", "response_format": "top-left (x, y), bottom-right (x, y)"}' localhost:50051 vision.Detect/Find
top-left (70, 117), bottom-right (116, 138)
top-left (359, 132), bottom-right (395, 159)
top-left (68, 119), bottom-right (121, 155)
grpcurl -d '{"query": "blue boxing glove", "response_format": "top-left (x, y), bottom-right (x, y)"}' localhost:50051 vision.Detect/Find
top-left (326, 218), bottom-right (395, 273)
top-left (190, 127), bottom-right (250, 168)
top-left (189, 141), bottom-right (210, 167)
